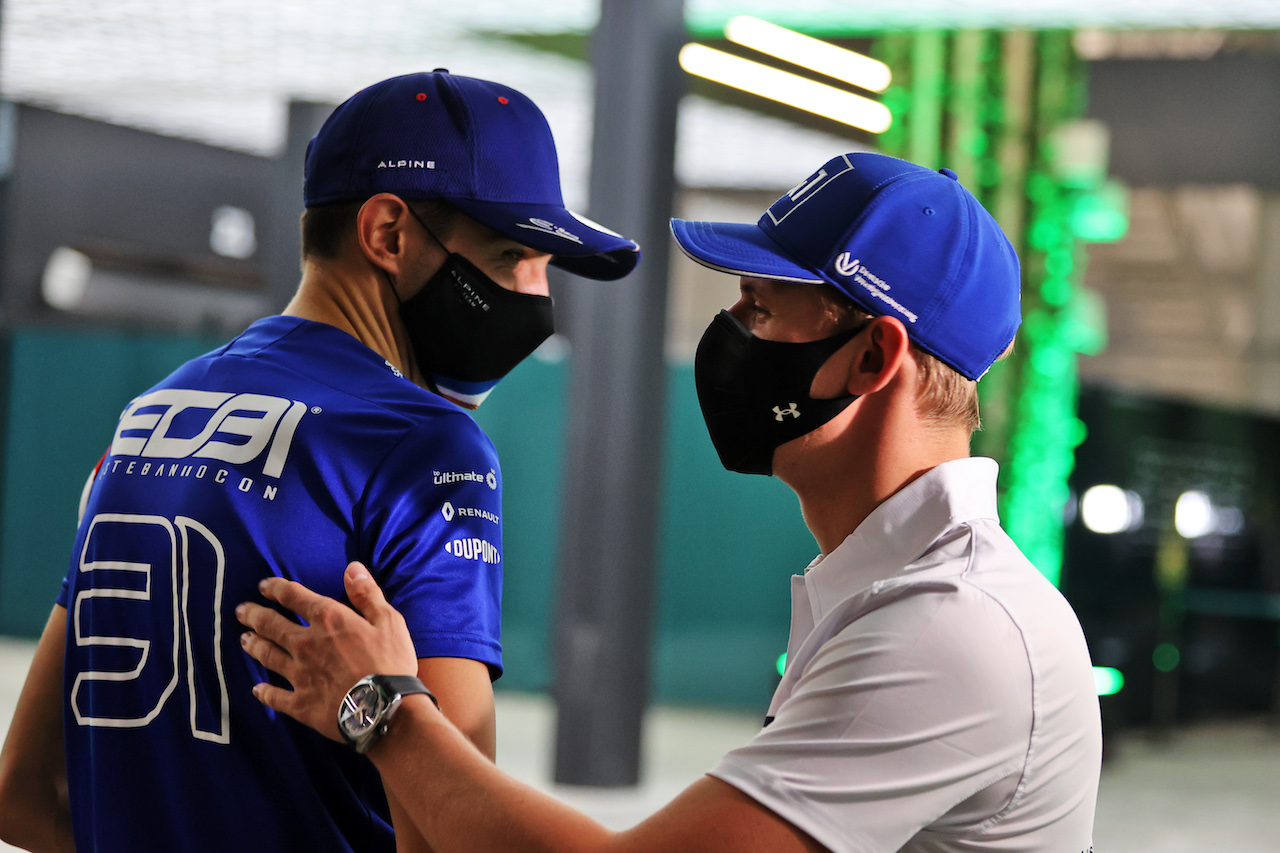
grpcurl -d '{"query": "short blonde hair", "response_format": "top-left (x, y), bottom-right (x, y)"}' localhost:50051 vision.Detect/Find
top-left (818, 287), bottom-right (983, 435)
top-left (911, 347), bottom-right (982, 434)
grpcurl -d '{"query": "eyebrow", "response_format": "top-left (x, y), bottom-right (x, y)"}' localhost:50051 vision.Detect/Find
top-left (496, 240), bottom-right (550, 260)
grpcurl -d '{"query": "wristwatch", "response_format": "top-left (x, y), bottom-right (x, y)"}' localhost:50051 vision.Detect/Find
top-left (338, 674), bottom-right (439, 754)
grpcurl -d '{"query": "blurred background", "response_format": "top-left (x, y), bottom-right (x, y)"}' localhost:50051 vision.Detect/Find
top-left (0, 0), bottom-right (1279, 848)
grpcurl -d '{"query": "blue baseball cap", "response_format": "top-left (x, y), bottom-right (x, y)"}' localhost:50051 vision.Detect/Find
top-left (304, 70), bottom-right (640, 281)
top-left (670, 153), bottom-right (1021, 380)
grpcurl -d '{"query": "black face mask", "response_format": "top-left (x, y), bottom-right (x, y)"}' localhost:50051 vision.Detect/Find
top-left (694, 310), bottom-right (864, 476)
top-left (395, 211), bottom-right (555, 409)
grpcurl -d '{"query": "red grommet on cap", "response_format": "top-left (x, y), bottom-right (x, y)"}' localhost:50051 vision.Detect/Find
top-left (497, 96), bottom-right (509, 104)
top-left (416, 93), bottom-right (428, 102)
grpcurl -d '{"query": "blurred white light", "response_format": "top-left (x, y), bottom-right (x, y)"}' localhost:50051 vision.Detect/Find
top-left (1175, 490), bottom-right (1215, 539)
top-left (1216, 507), bottom-right (1245, 536)
top-left (210, 205), bottom-right (256, 259)
top-left (724, 16), bottom-right (892, 93)
top-left (678, 43), bottom-right (893, 134)
top-left (41, 246), bottom-right (92, 310)
top-left (1081, 484), bottom-right (1142, 534)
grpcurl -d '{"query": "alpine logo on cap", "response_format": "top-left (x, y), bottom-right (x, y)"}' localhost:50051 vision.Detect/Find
top-left (516, 218), bottom-right (583, 244)
top-left (766, 154), bottom-right (854, 226)
top-left (377, 159), bottom-right (436, 170)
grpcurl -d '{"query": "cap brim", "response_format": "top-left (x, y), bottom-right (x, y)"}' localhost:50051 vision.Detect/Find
top-left (451, 198), bottom-right (640, 281)
top-left (669, 219), bottom-right (824, 284)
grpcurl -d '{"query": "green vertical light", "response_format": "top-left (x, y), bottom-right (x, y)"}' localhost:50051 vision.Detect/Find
top-left (1071, 181), bottom-right (1130, 243)
top-left (993, 30), bottom-right (1089, 587)
top-left (776, 652), bottom-right (787, 677)
top-left (908, 31), bottom-right (945, 169)
top-left (875, 29), bottom-right (1093, 588)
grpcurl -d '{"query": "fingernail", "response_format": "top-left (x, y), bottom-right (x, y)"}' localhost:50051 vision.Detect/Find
top-left (259, 578), bottom-right (270, 592)
top-left (251, 683), bottom-right (263, 699)
top-left (240, 632), bottom-right (251, 647)
top-left (234, 603), bottom-right (246, 619)
top-left (348, 564), bottom-right (369, 581)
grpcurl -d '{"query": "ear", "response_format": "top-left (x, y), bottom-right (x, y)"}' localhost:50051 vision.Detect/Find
top-left (811, 316), bottom-right (910, 399)
top-left (354, 194), bottom-right (415, 275)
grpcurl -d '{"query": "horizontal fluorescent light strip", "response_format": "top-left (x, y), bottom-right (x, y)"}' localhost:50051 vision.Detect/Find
top-left (679, 43), bottom-right (892, 134)
top-left (725, 16), bottom-right (892, 93)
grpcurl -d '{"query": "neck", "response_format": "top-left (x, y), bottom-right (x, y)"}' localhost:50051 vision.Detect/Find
top-left (284, 258), bottom-right (427, 387)
top-left (776, 395), bottom-right (971, 555)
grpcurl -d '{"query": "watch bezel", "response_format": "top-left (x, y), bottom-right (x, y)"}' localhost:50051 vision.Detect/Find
top-left (338, 675), bottom-right (401, 754)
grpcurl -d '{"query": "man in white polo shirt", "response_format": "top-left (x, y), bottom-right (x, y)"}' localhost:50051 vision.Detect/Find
top-left (237, 152), bottom-right (1103, 852)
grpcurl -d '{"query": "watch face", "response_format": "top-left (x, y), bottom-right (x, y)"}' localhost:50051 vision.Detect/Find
top-left (338, 682), bottom-right (383, 740)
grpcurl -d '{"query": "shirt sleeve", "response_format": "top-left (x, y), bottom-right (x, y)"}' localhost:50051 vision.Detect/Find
top-left (356, 410), bottom-right (504, 679)
top-left (57, 453), bottom-right (110, 609)
top-left (709, 583), bottom-right (1034, 853)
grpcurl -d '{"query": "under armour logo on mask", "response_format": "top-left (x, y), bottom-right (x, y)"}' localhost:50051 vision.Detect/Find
top-left (773, 403), bottom-right (801, 421)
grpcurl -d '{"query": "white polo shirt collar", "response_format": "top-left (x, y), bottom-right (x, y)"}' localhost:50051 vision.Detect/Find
top-left (797, 456), bottom-right (1001, 631)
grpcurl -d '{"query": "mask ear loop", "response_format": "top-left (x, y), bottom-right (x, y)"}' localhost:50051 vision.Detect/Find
top-left (405, 203), bottom-right (451, 253)
top-left (385, 201), bottom-right (455, 389)
top-left (384, 202), bottom-right (448, 307)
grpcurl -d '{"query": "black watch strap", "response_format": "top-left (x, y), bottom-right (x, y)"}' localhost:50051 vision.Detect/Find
top-left (373, 674), bottom-right (440, 709)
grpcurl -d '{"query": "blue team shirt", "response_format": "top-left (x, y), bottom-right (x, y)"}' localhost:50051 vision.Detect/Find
top-left (57, 316), bottom-right (505, 852)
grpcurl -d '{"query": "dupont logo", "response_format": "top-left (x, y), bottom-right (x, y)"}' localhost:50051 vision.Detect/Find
top-left (444, 537), bottom-right (500, 564)
top-left (111, 389), bottom-right (307, 478)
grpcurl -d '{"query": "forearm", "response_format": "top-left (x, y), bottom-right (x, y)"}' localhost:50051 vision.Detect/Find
top-left (238, 568), bottom-right (825, 853)
top-left (0, 784), bottom-right (74, 853)
top-left (370, 696), bottom-right (615, 853)
top-left (0, 607), bottom-right (74, 853)
top-left (389, 656), bottom-right (496, 851)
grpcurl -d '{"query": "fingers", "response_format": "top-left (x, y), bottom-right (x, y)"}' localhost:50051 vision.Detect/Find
top-left (249, 681), bottom-right (306, 730)
top-left (239, 628), bottom-right (293, 680)
top-left (260, 575), bottom-right (342, 626)
top-left (235, 600), bottom-right (298, 645)
top-left (344, 562), bottom-right (390, 620)
top-left (241, 628), bottom-right (345, 743)
top-left (249, 680), bottom-right (290, 713)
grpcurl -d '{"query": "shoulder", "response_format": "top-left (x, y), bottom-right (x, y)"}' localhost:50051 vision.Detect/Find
top-left (820, 569), bottom-right (1036, 705)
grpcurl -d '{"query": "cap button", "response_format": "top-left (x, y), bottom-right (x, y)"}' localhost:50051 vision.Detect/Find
top-left (939, 168), bottom-right (959, 181)
top-left (432, 67), bottom-right (449, 74)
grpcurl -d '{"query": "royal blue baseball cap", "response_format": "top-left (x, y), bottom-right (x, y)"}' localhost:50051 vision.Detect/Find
top-left (670, 152), bottom-right (1021, 380)
top-left (304, 70), bottom-right (640, 281)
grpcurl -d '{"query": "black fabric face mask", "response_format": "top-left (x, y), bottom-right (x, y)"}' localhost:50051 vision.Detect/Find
top-left (694, 310), bottom-right (864, 476)
top-left (395, 209), bottom-right (555, 409)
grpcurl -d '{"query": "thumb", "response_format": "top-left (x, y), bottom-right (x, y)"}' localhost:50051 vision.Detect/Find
top-left (344, 561), bottom-right (387, 617)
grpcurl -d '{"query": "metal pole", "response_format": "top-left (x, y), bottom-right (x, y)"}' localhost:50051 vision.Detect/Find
top-left (0, 0), bottom-right (13, 621)
top-left (551, 0), bottom-right (685, 787)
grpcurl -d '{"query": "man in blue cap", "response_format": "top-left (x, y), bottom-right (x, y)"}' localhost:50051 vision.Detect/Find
top-left (0, 70), bottom-right (638, 852)
top-left (236, 153), bottom-right (1102, 852)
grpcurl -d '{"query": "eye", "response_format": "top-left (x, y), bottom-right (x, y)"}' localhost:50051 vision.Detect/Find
top-left (497, 248), bottom-right (527, 268)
